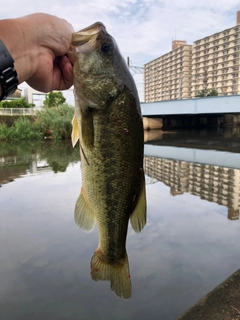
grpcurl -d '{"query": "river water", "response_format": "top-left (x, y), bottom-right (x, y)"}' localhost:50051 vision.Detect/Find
top-left (1, 130), bottom-right (240, 320)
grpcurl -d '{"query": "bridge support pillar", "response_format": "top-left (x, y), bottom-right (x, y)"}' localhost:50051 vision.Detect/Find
top-left (143, 117), bottom-right (163, 130)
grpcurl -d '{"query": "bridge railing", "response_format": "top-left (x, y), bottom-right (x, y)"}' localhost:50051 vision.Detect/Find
top-left (0, 108), bottom-right (37, 116)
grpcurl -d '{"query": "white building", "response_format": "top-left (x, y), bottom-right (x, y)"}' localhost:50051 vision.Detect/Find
top-left (23, 87), bottom-right (74, 108)
top-left (23, 88), bottom-right (47, 108)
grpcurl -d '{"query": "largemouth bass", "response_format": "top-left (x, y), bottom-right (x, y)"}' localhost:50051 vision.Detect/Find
top-left (70, 22), bottom-right (146, 299)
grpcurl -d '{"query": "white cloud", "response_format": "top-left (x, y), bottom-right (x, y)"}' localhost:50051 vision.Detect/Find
top-left (2, 0), bottom-right (240, 100)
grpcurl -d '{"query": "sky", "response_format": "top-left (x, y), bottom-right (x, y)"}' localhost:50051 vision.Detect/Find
top-left (2, 0), bottom-right (240, 102)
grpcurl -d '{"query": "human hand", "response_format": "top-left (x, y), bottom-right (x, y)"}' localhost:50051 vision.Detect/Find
top-left (0, 13), bottom-right (74, 92)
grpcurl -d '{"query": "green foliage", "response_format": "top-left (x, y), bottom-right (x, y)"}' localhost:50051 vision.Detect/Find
top-left (11, 117), bottom-right (42, 140)
top-left (0, 103), bottom-right (74, 141)
top-left (36, 104), bottom-right (74, 140)
top-left (0, 117), bottom-right (42, 140)
top-left (0, 123), bottom-right (9, 140)
top-left (196, 89), bottom-right (218, 97)
top-left (0, 98), bottom-right (34, 108)
top-left (43, 91), bottom-right (66, 108)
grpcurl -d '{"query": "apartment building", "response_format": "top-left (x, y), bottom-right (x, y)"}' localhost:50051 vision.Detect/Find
top-left (144, 40), bottom-right (192, 102)
top-left (144, 11), bottom-right (240, 102)
top-left (192, 13), bottom-right (240, 97)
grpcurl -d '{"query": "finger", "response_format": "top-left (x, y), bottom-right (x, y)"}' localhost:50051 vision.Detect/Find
top-left (52, 55), bottom-right (73, 90)
top-left (60, 55), bottom-right (73, 87)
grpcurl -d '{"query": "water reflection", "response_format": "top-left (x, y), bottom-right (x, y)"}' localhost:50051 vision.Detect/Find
top-left (1, 135), bottom-right (240, 319)
top-left (144, 127), bottom-right (240, 152)
top-left (144, 128), bottom-right (240, 222)
top-left (145, 156), bottom-right (240, 221)
top-left (0, 141), bottom-right (80, 186)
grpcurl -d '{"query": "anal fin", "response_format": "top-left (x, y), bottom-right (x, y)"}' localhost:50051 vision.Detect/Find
top-left (130, 173), bottom-right (147, 233)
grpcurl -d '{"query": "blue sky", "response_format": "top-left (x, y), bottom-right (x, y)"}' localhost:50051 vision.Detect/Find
top-left (2, 0), bottom-right (240, 101)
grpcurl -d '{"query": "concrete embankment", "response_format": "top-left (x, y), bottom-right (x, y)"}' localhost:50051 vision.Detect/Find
top-left (177, 269), bottom-right (240, 320)
top-left (143, 117), bottom-right (163, 130)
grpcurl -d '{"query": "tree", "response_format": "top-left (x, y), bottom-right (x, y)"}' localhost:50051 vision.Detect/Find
top-left (196, 89), bottom-right (218, 97)
top-left (43, 91), bottom-right (66, 108)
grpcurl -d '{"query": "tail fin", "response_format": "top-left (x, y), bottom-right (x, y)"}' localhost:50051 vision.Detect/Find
top-left (90, 250), bottom-right (131, 299)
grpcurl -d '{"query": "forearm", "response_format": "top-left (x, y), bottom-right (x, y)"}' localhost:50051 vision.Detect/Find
top-left (0, 18), bottom-right (30, 86)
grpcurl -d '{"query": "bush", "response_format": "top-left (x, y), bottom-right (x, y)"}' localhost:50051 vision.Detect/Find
top-left (0, 98), bottom-right (34, 108)
top-left (10, 117), bottom-right (42, 140)
top-left (36, 104), bottom-right (74, 140)
top-left (0, 123), bottom-right (10, 140)
top-left (0, 117), bottom-right (42, 140)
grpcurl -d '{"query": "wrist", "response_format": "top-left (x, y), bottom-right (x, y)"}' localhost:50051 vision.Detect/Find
top-left (0, 18), bottom-right (35, 86)
top-left (0, 39), bottom-right (19, 100)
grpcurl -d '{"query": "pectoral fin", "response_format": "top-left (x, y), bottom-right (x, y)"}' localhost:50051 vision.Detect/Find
top-left (74, 188), bottom-right (95, 232)
top-left (71, 115), bottom-right (79, 148)
top-left (71, 109), bottom-right (94, 150)
top-left (130, 174), bottom-right (147, 233)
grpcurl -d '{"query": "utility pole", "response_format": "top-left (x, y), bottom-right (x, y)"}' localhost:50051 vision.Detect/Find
top-left (127, 57), bottom-right (130, 68)
top-left (127, 57), bottom-right (144, 74)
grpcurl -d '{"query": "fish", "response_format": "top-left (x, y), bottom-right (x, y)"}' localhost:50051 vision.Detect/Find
top-left (70, 22), bottom-right (146, 299)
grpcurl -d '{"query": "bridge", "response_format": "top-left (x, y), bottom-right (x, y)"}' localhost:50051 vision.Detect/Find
top-left (140, 95), bottom-right (240, 129)
top-left (140, 95), bottom-right (240, 116)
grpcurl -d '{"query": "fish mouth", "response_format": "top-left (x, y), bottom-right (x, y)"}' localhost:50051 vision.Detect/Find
top-left (71, 22), bottom-right (106, 46)
top-left (70, 21), bottom-right (112, 62)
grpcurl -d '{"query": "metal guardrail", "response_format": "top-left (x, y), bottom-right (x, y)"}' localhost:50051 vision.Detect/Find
top-left (0, 108), bottom-right (37, 116)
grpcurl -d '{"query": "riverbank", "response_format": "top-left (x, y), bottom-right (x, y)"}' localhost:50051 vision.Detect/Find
top-left (0, 104), bottom-right (74, 141)
top-left (177, 269), bottom-right (240, 320)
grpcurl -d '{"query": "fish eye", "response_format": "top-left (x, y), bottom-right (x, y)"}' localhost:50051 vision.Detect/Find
top-left (101, 43), bottom-right (113, 54)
